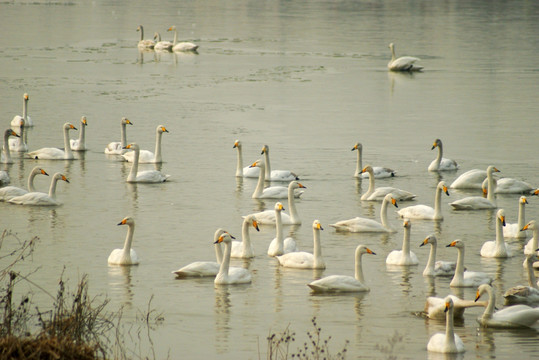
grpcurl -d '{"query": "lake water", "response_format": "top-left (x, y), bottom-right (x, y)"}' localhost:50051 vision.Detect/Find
top-left (1, 0), bottom-right (539, 358)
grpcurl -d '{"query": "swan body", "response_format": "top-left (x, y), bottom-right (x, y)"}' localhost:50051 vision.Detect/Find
top-left (261, 145), bottom-right (299, 181)
top-left (1, 129), bottom-right (20, 164)
top-left (26, 123), bottom-right (77, 160)
top-left (122, 125), bottom-right (168, 163)
top-left (428, 139), bottom-right (459, 171)
top-left (352, 142), bottom-right (396, 178)
top-left (398, 181), bottom-right (449, 220)
top-left (523, 220), bottom-right (539, 257)
top-left (360, 165), bottom-right (416, 201)
top-left (480, 209), bottom-right (512, 258)
top-left (9, 119), bottom-right (28, 152)
top-left (123, 143), bottom-right (170, 183)
top-left (11, 93), bottom-right (33, 127)
top-left (420, 235), bottom-right (457, 276)
top-left (425, 295), bottom-right (486, 320)
top-left (105, 117), bottom-right (133, 155)
top-left (504, 196), bottom-right (529, 238)
top-left (450, 169), bottom-right (487, 189)
top-left (250, 160), bottom-right (302, 199)
top-left (427, 297), bottom-right (465, 354)
top-left (233, 140), bottom-right (260, 177)
top-left (387, 43), bottom-right (423, 72)
top-left (268, 202), bottom-right (298, 256)
top-left (214, 233), bottom-right (252, 285)
top-left (0, 167), bottom-right (49, 201)
top-left (70, 116), bottom-right (88, 151)
top-left (307, 245), bottom-right (376, 293)
top-left (493, 177), bottom-right (534, 194)
top-left (449, 166), bottom-right (499, 210)
top-left (330, 193), bottom-right (398, 233)
top-left (136, 25), bottom-right (155, 49)
top-left (153, 32), bottom-right (173, 51)
top-left (9, 173), bottom-right (69, 206)
top-left (108, 217), bottom-right (139, 265)
top-left (386, 220), bottom-right (419, 265)
top-left (168, 25), bottom-right (199, 52)
top-left (276, 220), bottom-right (326, 269)
top-left (231, 214), bottom-right (260, 258)
top-left (446, 240), bottom-right (493, 287)
top-left (249, 181), bottom-right (306, 225)
top-left (503, 254), bottom-right (539, 306)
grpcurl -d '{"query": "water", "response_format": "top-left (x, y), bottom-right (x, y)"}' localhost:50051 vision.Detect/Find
top-left (1, 0), bottom-right (539, 358)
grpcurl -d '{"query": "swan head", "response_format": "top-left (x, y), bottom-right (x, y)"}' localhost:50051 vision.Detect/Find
top-left (519, 196), bottom-right (528, 205)
top-left (497, 209), bottom-right (506, 226)
top-left (123, 143), bottom-right (139, 151)
top-left (274, 202), bottom-right (284, 212)
top-left (313, 220), bottom-right (323, 231)
top-left (438, 181), bottom-right (449, 196)
top-left (52, 173), bottom-right (70, 184)
top-left (403, 219), bottom-right (411, 229)
top-left (5, 129), bottom-right (20, 138)
top-left (24, 93), bottom-right (29, 100)
top-left (137, 25), bottom-right (143, 32)
top-left (249, 159), bottom-right (264, 169)
top-left (486, 165), bottom-right (500, 175)
top-left (383, 193), bottom-right (398, 208)
top-left (521, 220), bottom-right (536, 232)
top-left (444, 296), bottom-right (454, 313)
top-left (388, 43), bottom-right (394, 50)
top-left (32, 167), bottom-right (49, 176)
top-left (431, 139), bottom-right (442, 150)
top-left (446, 239), bottom-right (464, 249)
top-left (357, 245), bottom-right (376, 256)
top-left (64, 123), bottom-right (77, 131)
top-left (157, 125), bottom-right (168, 133)
top-left (244, 214), bottom-right (260, 231)
top-left (215, 232), bottom-right (233, 244)
top-left (121, 117), bottom-right (133, 125)
top-left (233, 140), bottom-right (241, 149)
top-left (260, 145), bottom-right (269, 155)
top-left (475, 284), bottom-right (492, 302)
top-left (167, 25), bottom-right (177, 32)
top-left (351, 143), bottom-right (362, 152)
top-left (361, 165), bottom-right (373, 174)
top-left (117, 216), bottom-right (134, 226)
top-left (81, 116), bottom-right (88, 126)
top-left (289, 181), bottom-right (306, 190)
top-left (420, 234), bottom-right (436, 247)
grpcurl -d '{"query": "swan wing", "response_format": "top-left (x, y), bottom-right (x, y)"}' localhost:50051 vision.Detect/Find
top-left (492, 305), bottom-right (539, 327)
top-left (397, 205), bottom-right (435, 219)
top-left (172, 261), bottom-right (220, 278)
top-left (450, 169), bottom-right (486, 189)
top-left (9, 192), bottom-right (59, 206)
top-left (9, 137), bottom-right (28, 152)
top-left (283, 238), bottom-right (298, 253)
top-left (277, 252), bottom-right (314, 269)
top-left (173, 42), bottom-right (198, 52)
top-left (439, 158), bottom-right (459, 171)
top-left (105, 142), bottom-right (124, 154)
top-left (270, 170), bottom-right (299, 181)
top-left (503, 222), bottom-right (524, 238)
top-left (26, 147), bottom-right (67, 160)
top-left (360, 166), bottom-right (396, 178)
top-left (308, 275), bottom-right (369, 293)
top-left (132, 170), bottom-right (169, 183)
top-left (217, 267), bottom-right (251, 284)
top-left (389, 56), bottom-right (422, 71)
top-left (242, 166), bottom-right (260, 178)
top-left (260, 186), bottom-right (290, 199)
top-left (495, 178), bottom-right (533, 194)
top-left (434, 260), bottom-right (457, 276)
top-left (330, 217), bottom-right (387, 233)
top-left (503, 286), bottom-right (539, 306)
top-left (0, 186), bottom-right (28, 201)
top-left (463, 271), bottom-right (493, 287)
top-left (122, 150), bottom-right (155, 163)
top-left (450, 196), bottom-right (495, 210)
top-left (368, 187), bottom-right (416, 201)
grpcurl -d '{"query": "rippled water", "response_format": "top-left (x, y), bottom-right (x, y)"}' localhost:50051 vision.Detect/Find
top-left (1, 0), bottom-right (539, 358)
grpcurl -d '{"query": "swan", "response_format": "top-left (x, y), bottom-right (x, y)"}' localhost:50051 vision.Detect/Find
top-left (9, 172), bottom-right (69, 206)
top-left (276, 220), bottom-right (326, 269)
top-left (122, 125), bottom-right (169, 163)
top-left (70, 116), bottom-right (88, 151)
top-left (450, 168), bottom-right (487, 189)
top-left (233, 140), bottom-right (260, 178)
top-left (9, 118), bottom-right (28, 152)
top-left (360, 165), bottom-right (416, 201)
top-left (487, 177), bottom-right (534, 194)
top-left (250, 160), bottom-right (303, 199)
top-left (352, 142), bottom-right (395, 178)
top-left (427, 297), bottom-right (465, 354)
top-left (449, 165), bottom-right (499, 210)
top-left (104, 117), bottom-right (133, 155)
top-left (398, 181), bottom-right (449, 220)
top-left (1, 129), bottom-right (20, 164)
top-left (136, 25), bottom-right (155, 49)
top-left (0, 167), bottom-right (48, 201)
top-left (123, 143), bottom-right (170, 183)
top-left (231, 214), bottom-right (260, 259)
top-left (446, 240), bottom-right (493, 287)
top-left (167, 25), bottom-right (199, 52)
top-left (330, 193), bottom-right (398, 233)
top-left (248, 180), bottom-right (306, 225)
top-left (11, 93), bottom-right (33, 127)
top-left (523, 220), bottom-right (539, 257)
top-left (480, 209), bottom-right (512, 258)
top-left (502, 196), bottom-right (528, 239)
top-left (425, 295), bottom-right (486, 320)
top-left (428, 139), bottom-right (459, 171)
top-left (26, 122), bottom-right (77, 160)
top-left (153, 32), bottom-right (173, 51)
top-left (214, 233), bottom-right (252, 285)
top-left (503, 254), bottom-right (539, 306)
top-left (386, 220), bottom-right (419, 265)
top-left (260, 145), bottom-right (299, 182)
top-left (387, 43), bottom-right (423, 72)
top-left (268, 202), bottom-right (298, 256)
top-left (108, 217), bottom-right (139, 265)
top-left (475, 284), bottom-right (539, 328)
top-left (420, 235), bottom-right (457, 276)
top-left (307, 245), bottom-right (376, 293)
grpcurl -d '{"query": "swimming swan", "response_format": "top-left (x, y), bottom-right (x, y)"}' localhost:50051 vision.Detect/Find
top-left (124, 143), bottom-right (170, 183)
top-left (523, 220), bottom-right (539, 256)
top-left (387, 43), bottom-right (423, 72)
top-left (0, 167), bottom-right (48, 201)
top-left (137, 25), bottom-right (155, 49)
top-left (153, 32), bottom-right (173, 51)
top-left (261, 145), bottom-right (299, 181)
top-left (446, 240), bottom-right (493, 288)
top-left (11, 93), bottom-right (33, 127)
top-left (1, 129), bottom-right (20, 164)
top-left (450, 168), bottom-right (487, 189)
top-left (108, 217), bottom-right (139, 265)
top-left (503, 196), bottom-right (529, 238)
top-left (352, 142), bottom-right (395, 178)
top-left (26, 123), bottom-right (77, 160)
top-left (268, 202), bottom-right (298, 256)
top-left (426, 297), bottom-right (465, 354)
top-left (425, 294), bottom-right (486, 320)
top-left (276, 220), bottom-right (326, 269)
top-left (233, 140), bottom-right (260, 178)
top-left (428, 139), bottom-right (459, 171)
top-left (386, 220), bottom-right (419, 265)
top-left (9, 119), bottom-right (28, 152)
top-left (398, 181), bottom-right (449, 220)
top-left (250, 160), bottom-right (303, 199)
top-left (487, 177), bottom-right (534, 194)
top-left (70, 116), bottom-right (88, 151)
top-left (9, 172), bottom-right (69, 206)
top-left (360, 165), bottom-right (416, 201)
top-left (420, 235), bottom-right (457, 276)
top-left (231, 214), bottom-right (260, 259)
top-left (249, 180), bottom-right (306, 225)
top-left (122, 125), bottom-right (169, 163)
top-left (105, 117), bottom-right (133, 155)
top-left (449, 165), bottom-right (499, 210)
top-left (214, 233), bottom-right (252, 285)
top-left (503, 254), bottom-right (539, 306)
top-left (480, 209), bottom-right (512, 258)
top-left (167, 25), bottom-right (199, 52)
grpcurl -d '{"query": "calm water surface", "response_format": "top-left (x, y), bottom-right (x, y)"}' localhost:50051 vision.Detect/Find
top-left (1, 0), bottom-right (539, 358)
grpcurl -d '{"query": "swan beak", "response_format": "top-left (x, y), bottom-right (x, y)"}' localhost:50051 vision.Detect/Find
top-left (62, 175), bottom-right (69, 183)
top-left (366, 248), bottom-right (376, 255)
top-left (167, 26), bottom-right (173, 31)
top-left (521, 224), bottom-right (530, 231)
top-left (82, 118), bottom-right (88, 126)
top-left (493, 167), bottom-right (500, 173)
top-left (225, 232), bottom-right (236, 240)
top-left (41, 169), bottom-right (49, 176)
top-left (351, 144), bottom-right (358, 151)
top-left (126, 119), bottom-right (133, 125)
top-left (523, 197), bottom-right (528, 204)
top-left (444, 301), bottom-right (450, 313)
top-left (501, 216), bottom-right (506, 226)
top-left (446, 241), bottom-right (456, 248)
top-left (420, 238), bottom-right (428, 247)
top-left (233, 141), bottom-right (239, 148)
top-left (24, 94), bottom-right (29, 100)
top-left (161, 127), bottom-right (169, 133)
top-left (317, 223), bottom-right (324, 231)
top-left (278, 204), bottom-right (284, 211)
top-left (117, 218), bottom-right (128, 226)
top-left (532, 189), bottom-right (539, 196)
top-left (403, 220), bottom-right (410, 228)
top-left (215, 235), bottom-right (225, 244)
top-left (249, 160), bottom-right (259, 168)
top-left (297, 183), bottom-right (306, 189)
top-left (252, 220), bottom-right (260, 231)
top-left (361, 166), bottom-right (368, 173)
top-left (482, 187), bottom-right (488, 196)
top-left (431, 144), bottom-right (436, 150)
top-left (443, 186), bottom-right (449, 196)
top-left (392, 198), bottom-right (398, 208)
top-left (69, 125), bottom-right (78, 130)
top-left (10, 130), bottom-right (20, 137)
top-left (474, 291), bottom-right (481, 302)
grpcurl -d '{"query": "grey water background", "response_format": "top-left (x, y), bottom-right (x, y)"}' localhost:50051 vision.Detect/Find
top-left (1, 0), bottom-right (539, 358)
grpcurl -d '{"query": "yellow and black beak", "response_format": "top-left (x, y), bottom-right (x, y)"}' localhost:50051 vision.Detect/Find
top-left (253, 220), bottom-right (260, 232)
top-left (444, 301), bottom-right (450, 313)
top-left (117, 218), bottom-right (128, 226)
top-left (443, 185), bottom-right (449, 196)
top-left (446, 241), bottom-right (457, 248)
top-left (366, 248), bottom-right (376, 255)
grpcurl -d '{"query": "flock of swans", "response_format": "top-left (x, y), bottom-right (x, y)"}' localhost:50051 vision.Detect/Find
top-left (136, 25), bottom-right (199, 53)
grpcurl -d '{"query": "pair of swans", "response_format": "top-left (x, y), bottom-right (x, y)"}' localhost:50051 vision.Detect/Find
top-left (1, 129), bottom-right (20, 164)
top-left (426, 297), bottom-right (465, 354)
top-left (480, 209), bottom-right (512, 258)
top-left (398, 181), bottom-right (449, 220)
top-left (250, 160), bottom-right (304, 199)
top-left (387, 43), bottom-right (423, 72)
top-left (0, 166), bottom-right (49, 201)
top-left (109, 217), bottom-right (139, 265)
top-left (420, 235), bottom-right (457, 276)
top-left (26, 123), bottom-right (77, 160)
top-left (351, 142), bottom-right (395, 178)
top-left (248, 180), bottom-right (305, 225)
top-left (428, 139), bottom-right (459, 171)
top-left (167, 26), bottom-right (199, 52)
top-left (137, 25), bottom-right (155, 49)
top-left (69, 116), bottom-right (88, 151)
top-left (9, 118), bottom-right (28, 152)
top-left (360, 165), bottom-right (416, 201)
top-left (233, 140), bottom-right (260, 178)
top-left (386, 220), bottom-right (419, 265)
top-left (11, 93), bottom-right (34, 127)
top-left (268, 202), bottom-right (298, 256)
top-left (449, 165), bottom-right (499, 210)
top-left (9, 173), bottom-right (69, 206)
top-left (105, 117), bottom-right (133, 155)
top-left (503, 253), bottom-right (539, 306)
top-left (123, 143), bottom-right (170, 183)
top-left (122, 125), bottom-right (169, 163)
top-left (276, 220), bottom-right (325, 269)
top-left (446, 240), bottom-right (493, 287)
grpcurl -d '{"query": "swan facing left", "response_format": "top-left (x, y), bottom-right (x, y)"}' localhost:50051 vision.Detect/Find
top-left (137, 25), bottom-right (155, 50)
top-left (426, 297), bottom-right (465, 354)
top-left (70, 116), bottom-right (88, 151)
top-left (480, 209), bottom-right (512, 258)
top-left (26, 123), bottom-right (77, 160)
top-left (108, 217), bottom-right (139, 266)
top-left (428, 139), bottom-right (459, 171)
top-left (214, 233), bottom-right (252, 285)
top-left (387, 43), bottom-right (423, 72)
top-left (276, 220), bottom-right (326, 269)
top-left (1, 129), bottom-right (20, 164)
top-left (9, 173), bottom-right (69, 206)
top-left (167, 25), bottom-right (199, 52)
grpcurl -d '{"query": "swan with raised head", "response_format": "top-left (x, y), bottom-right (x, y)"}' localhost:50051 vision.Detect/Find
top-left (250, 160), bottom-right (302, 199)
top-left (108, 217), bottom-right (139, 265)
top-left (307, 245), bottom-right (376, 293)
top-left (248, 180), bottom-right (306, 225)
top-left (446, 240), bottom-right (493, 287)
top-left (360, 165), bottom-right (416, 201)
top-left (9, 119), bottom-right (28, 152)
top-left (450, 168), bottom-right (487, 189)
top-left (11, 93), bottom-right (33, 127)
top-left (26, 123), bottom-right (77, 160)
top-left (9, 173), bottom-right (69, 206)
top-left (231, 214), bottom-right (260, 259)
top-left (233, 140), bottom-right (260, 178)
top-left (352, 142), bottom-right (395, 178)
top-left (475, 284), bottom-right (539, 328)
top-left (214, 233), bottom-right (252, 285)
top-left (268, 202), bottom-right (298, 256)
top-left (427, 297), bottom-right (465, 354)
top-left (480, 209), bottom-right (512, 258)
top-left (1, 129), bottom-right (20, 164)
top-left (276, 220), bottom-right (326, 269)
top-left (167, 25), bottom-right (199, 52)
top-left (504, 196), bottom-right (529, 238)
top-left (0, 167), bottom-right (48, 201)
top-left (330, 193), bottom-right (398, 233)
top-left (122, 125), bottom-right (169, 163)
top-left (522, 220), bottom-right (539, 257)
top-left (503, 254), bottom-right (539, 306)
top-left (387, 43), bottom-right (423, 72)
top-left (123, 143), bottom-right (170, 183)
top-left (260, 145), bottom-right (299, 181)
top-left (428, 139), bottom-right (459, 171)
top-left (398, 181), bottom-right (449, 220)
top-left (136, 25), bottom-right (155, 49)
top-left (386, 220), bottom-right (419, 265)
top-left (449, 165), bottom-right (499, 210)
top-left (425, 295), bottom-right (486, 320)
top-left (420, 235), bottom-right (457, 276)
top-left (153, 32), bottom-right (173, 51)
top-left (70, 116), bottom-right (88, 151)
top-left (104, 117), bottom-right (133, 155)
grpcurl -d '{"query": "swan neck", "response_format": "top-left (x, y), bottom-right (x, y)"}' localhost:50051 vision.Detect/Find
top-left (235, 146), bottom-right (243, 177)
top-left (532, 228), bottom-right (539, 251)
top-left (63, 126), bottom-right (73, 159)
top-left (390, 45), bottom-right (396, 61)
top-left (487, 171), bottom-right (496, 201)
top-left (154, 129), bottom-right (163, 163)
top-left (354, 149), bottom-right (362, 177)
top-left (434, 186), bottom-right (442, 218)
top-left (526, 256), bottom-right (538, 289)
top-left (435, 143), bottom-right (443, 165)
top-left (402, 226), bottom-right (411, 256)
top-left (120, 122), bottom-right (128, 148)
top-left (288, 185), bottom-right (300, 223)
top-left (128, 147), bottom-right (140, 182)
top-left (482, 287), bottom-right (496, 319)
top-left (454, 246), bottom-right (465, 281)
top-left (123, 222), bottom-right (135, 254)
top-left (252, 163), bottom-right (265, 198)
top-left (241, 218), bottom-right (253, 254)
top-left (214, 242), bottom-right (223, 264)
top-left (426, 243), bottom-right (437, 273)
top-left (518, 202), bottom-right (526, 229)
top-left (445, 305), bottom-right (456, 347)
top-left (313, 228), bottom-right (322, 260)
top-left (275, 210), bottom-right (284, 251)
top-left (363, 170), bottom-right (375, 198)
top-left (217, 241), bottom-right (232, 279)
top-left (23, 97), bottom-right (28, 120)
top-left (2, 132), bottom-right (12, 162)
top-left (172, 28), bottom-right (178, 45)
top-left (354, 250), bottom-right (365, 283)
top-left (380, 198), bottom-right (390, 229)
top-left (262, 151), bottom-right (271, 179)
top-left (495, 216), bottom-right (504, 248)
top-left (48, 176), bottom-right (60, 199)
top-left (27, 170), bottom-right (38, 192)
top-left (78, 121), bottom-right (86, 144)
top-left (139, 26), bottom-right (144, 41)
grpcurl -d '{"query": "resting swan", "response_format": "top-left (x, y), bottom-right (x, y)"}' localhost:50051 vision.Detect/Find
top-left (360, 165), bottom-right (416, 201)
top-left (250, 160), bottom-right (303, 199)
top-left (260, 145), bottom-right (299, 181)
top-left (503, 196), bottom-right (529, 238)
top-left (9, 119), bottom-right (28, 152)
top-left (70, 116), bottom-right (88, 151)
top-left (485, 177), bottom-right (534, 194)
top-left (427, 297), bottom-right (465, 354)
top-left (386, 220), bottom-right (418, 265)
top-left (446, 240), bottom-right (493, 287)
top-left (124, 143), bottom-right (170, 183)
top-left (248, 180), bottom-right (306, 225)
top-left (153, 32), bottom-right (173, 51)
top-left (214, 233), bottom-right (252, 285)
top-left (450, 168), bottom-right (487, 189)
top-left (136, 25), bottom-right (155, 49)
top-left (425, 295), bottom-right (486, 320)
top-left (26, 123), bottom-right (77, 160)
top-left (0, 167), bottom-right (49, 201)
top-left (167, 25), bottom-right (199, 52)
top-left (122, 125), bottom-right (169, 163)
top-left (1, 129), bottom-right (20, 164)
top-left (420, 235), bottom-right (457, 276)
top-left (231, 214), bottom-right (260, 259)
top-left (387, 43), bottom-right (423, 72)
top-left (104, 117), bottom-right (133, 155)
top-left (428, 139), bottom-right (459, 171)
top-left (276, 220), bottom-right (326, 269)
top-left (108, 217), bottom-right (139, 265)
top-left (9, 172), bottom-right (69, 206)
top-left (330, 193), bottom-right (398, 233)
top-left (503, 254), bottom-right (539, 306)
top-left (233, 140), bottom-right (260, 178)
top-left (352, 142), bottom-right (395, 178)
top-left (307, 245), bottom-right (376, 293)
top-left (398, 181), bottom-right (449, 220)
top-left (11, 93), bottom-right (33, 127)
top-left (268, 202), bottom-right (298, 256)
top-left (449, 165), bottom-right (499, 210)
top-left (480, 209), bottom-right (512, 258)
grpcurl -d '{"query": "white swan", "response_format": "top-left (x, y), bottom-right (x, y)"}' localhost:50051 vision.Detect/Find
top-left (428, 139), bottom-right (459, 171)
top-left (425, 295), bottom-right (486, 320)
top-left (153, 32), bottom-right (173, 51)
top-left (167, 25), bottom-right (199, 52)
top-left (124, 143), bottom-right (170, 183)
top-left (352, 142), bottom-right (395, 178)
top-left (231, 214), bottom-right (260, 259)
top-left (250, 160), bottom-right (302, 199)
top-left (449, 165), bottom-right (499, 210)
top-left (104, 117), bottom-right (133, 155)
top-left (386, 220), bottom-right (419, 265)
top-left (307, 245), bottom-right (376, 293)
top-left (268, 202), bottom-right (298, 256)
top-left (420, 235), bottom-right (457, 276)
top-left (9, 172), bottom-right (69, 206)
top-left (475, 284), bottom-right (539, 328)
top-left (260, 145), bottom-right (299, 181)
top-left (276, 220), bottom-right (326, 269)
top-left (387, 43), bottom-right (423, 72)
top-left (249, 180), bottom-right (306, 225)
top-left (0, 167), bottom-right (49, 201)
top-left (398, 181), bottom-right (449, 220)
top-left (450, 168), bottom-right (487, 189)
top-left (26, 123), bottom-right (77, 160)
top-left (122, 125), bottom-right (169, 163)
top-left (136, 25), bottom-right (155, 49)
top-left (487, 177), bottom-right (534, 194)
top-left (1, 129), bottom-right (20, 164)
top-left (503, 196), bottom-right (529, 239)
top-left (214, 233), bottom-right (252, 285)
top-left (330, 193), bottom-right (398, 233)
top-left (11, 93), bottom-right (33, 127)
top-left (503, 254), bottom-right (539, 306)
top-left (446, 240), bottom-right (493, 288)
top-left (427, 297), bottom-right (465, 354)
top-left (233, 140), bottom-right (260, 178)
top-left (108, 217), bottom-right (139, 265)
top-left (70, 116), bottom-right (88, 151)
top-left (9, 118), bottom-right (28, 152)
top-left (523, 220), bottom-right (539, 257)
top-left (480, 209), bottom-right (512, 258)
top-left (360, 165), bottom-right (416, 201)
